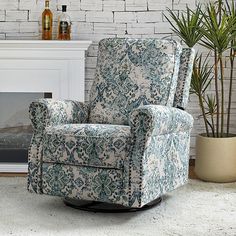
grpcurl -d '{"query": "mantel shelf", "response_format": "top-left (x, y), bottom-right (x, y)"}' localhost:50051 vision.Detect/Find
top-left (0, 40), bottom-right (92, 50)
top-left (0, 40), bottom-right (92, 60)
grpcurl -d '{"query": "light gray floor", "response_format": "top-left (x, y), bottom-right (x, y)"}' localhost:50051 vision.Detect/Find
top-left (0, 178), bottom-right (236, 236)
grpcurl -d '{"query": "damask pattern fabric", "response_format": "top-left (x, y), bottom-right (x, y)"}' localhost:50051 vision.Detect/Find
top-left (174, 48), bottom-right (195, 109)
top-left (29, 99), bottom-right (89, 132)
top-left (129, 105), bottom-right (193, 136)
top-left (128, 105), bottom-right (193, 207)
top-left (40, 105), bottom-right (193, 208)
top-left (28, 133), bottom-right (44, 193)
top-left (28, 38), bottom-right (194, 208)
top-left (43, 124), bottom-right (131, 169)
top-left (89, 38), bottom-right (182, 125)
top-left (28, 99), bottom-right (88, 193)
top-left (42, 163), bottom-right (129, 206)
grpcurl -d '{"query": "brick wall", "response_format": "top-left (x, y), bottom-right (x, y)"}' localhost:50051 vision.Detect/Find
top-left (0, 0), bottom-right (235, 158)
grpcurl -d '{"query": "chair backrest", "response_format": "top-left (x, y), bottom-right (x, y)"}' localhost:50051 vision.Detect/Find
top-left (89, 38), bottom-right (182, 125)
top-left (174, 48), bottom-right (195, 109)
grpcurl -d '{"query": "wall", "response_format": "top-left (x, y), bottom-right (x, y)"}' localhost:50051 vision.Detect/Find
top-left (0, 0), bottom-right (235, 158)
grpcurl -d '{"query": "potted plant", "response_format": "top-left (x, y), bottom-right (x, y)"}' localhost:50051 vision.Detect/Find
top-left (166, 0), bottom-right (236, 182)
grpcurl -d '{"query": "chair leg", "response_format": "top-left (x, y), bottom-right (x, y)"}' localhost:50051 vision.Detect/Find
top-left (63, 197), bottom-right (162, 213)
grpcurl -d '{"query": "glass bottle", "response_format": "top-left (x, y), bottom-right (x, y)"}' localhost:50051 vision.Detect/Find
top-left (42, 0), bottom-right (53, 40)
top-left (57, 5), bottom-right (71, 40)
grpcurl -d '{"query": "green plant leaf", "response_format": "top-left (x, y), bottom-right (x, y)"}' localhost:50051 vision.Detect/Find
top-left (190, 53), bottom-right (213, 97)
top-left (205, 95), bottom-right (217, 115)
top-left (164, 5), bottom-right (203, 47)
top-left (200, 2), bottom-right (236, 53)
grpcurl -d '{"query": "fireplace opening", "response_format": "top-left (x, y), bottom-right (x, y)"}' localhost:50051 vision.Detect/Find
top-left (0, 92), bottom-right (52, 163)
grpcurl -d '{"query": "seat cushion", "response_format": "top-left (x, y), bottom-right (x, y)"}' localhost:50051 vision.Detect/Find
top-left (43, 124), bottom-right (131, 169)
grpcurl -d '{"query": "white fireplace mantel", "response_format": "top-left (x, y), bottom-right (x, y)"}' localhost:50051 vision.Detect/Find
top-left (0, 40), bottom-right (92, 101)
top-left (0, 40), bottom-right (92, 173)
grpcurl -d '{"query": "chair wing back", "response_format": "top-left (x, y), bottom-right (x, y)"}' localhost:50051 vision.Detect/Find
top-left (173, 48), bottom-right (195, 109)
top-left (89, 38), bottom-right (182, 125)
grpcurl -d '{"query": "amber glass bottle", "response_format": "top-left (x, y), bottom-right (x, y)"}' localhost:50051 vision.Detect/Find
top-left (42, 0), bottom-right (53, 40)
top-left (57, 5), bottom-right (71, 40)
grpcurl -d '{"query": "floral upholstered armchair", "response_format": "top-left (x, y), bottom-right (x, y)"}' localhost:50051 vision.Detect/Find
top-left (28, 38), bottom-right (195, 211)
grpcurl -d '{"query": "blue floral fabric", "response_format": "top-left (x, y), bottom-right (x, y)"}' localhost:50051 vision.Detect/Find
top-left (43, 124), bottom-right (131, 169)
top-left (29, 99), bottom-right (89, 133)
top-left (174, 48), bottom-right (195, 109)
top-left (28, 99), bottom-right (88, 193)
top-left (42, 163), bottom-right (128, 205)
top-left (128, 105), bottom-right (193, 206)
top-left (89, 38), bottom-right (182, 125)
top-left (28, 38), bottom-right (194, 208)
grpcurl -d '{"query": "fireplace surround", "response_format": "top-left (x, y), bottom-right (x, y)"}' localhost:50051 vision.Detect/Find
top-left (0, 40), bottom-right (92, 172)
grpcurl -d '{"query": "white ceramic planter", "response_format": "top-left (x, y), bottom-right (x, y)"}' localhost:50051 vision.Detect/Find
top-left (195, 134), bottom-right (236, 183)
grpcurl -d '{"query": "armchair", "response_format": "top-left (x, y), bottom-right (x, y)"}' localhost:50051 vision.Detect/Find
top-left (28, 38), bottom-right (194, 211)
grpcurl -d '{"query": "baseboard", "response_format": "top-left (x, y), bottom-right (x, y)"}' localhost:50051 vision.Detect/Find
top-left (0, 163), bottom-right (28, 173)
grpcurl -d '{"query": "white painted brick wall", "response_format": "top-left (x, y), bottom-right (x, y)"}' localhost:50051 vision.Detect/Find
top-left (148, 0), bottom-right (172, 10)
top-left (0, 0), bottom-right (235, 159)
top-left (0, 11), bottom-right (5, 21)
top-left (126, 0), bottom-right (147, 11)
top-left (114, 12), bottom-right (136, 23)
top-left (127, 23), bottom-right (155, 34)
top-left (86, 11), bottom-right (113, 22)
top-left (137, 11), bottom-right (162, 23)
top-left (6, 10), bottom-right (28, 22)
top-left (81, 0), bottom-right (102, 11)
top-left (103, 1), bottom-right (125, 11)
top-left (0, 1), bottom-right (18, 10)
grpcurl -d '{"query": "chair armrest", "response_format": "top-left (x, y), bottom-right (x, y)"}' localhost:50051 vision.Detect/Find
top-left (128, 105), bottom-right (193, 207)
top-left (29, 99), bottom-right (89, 133)
top-left (129, 105), bottom-right (193, 136)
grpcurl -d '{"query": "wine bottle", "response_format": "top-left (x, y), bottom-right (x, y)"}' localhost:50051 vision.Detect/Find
top-left (42, 0), bottom-right (53, 40)
top-left (57, 5), bottom-right (71, 40)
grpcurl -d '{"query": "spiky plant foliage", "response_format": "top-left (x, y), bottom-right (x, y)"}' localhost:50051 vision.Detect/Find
top-left (205, 95), bottom-right (217, 137)
top-left (191, 54), bottom-right (213, 136)
top-left (164, 5), bottom-right (203, 47)
top-left (166, 0), bottom-right (236, 137)
top-left (200, 3), bottom-right (236, 136)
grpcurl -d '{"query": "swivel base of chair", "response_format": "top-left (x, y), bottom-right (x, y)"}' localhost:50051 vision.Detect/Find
top-left (63, 197), bottom-right (162, 213)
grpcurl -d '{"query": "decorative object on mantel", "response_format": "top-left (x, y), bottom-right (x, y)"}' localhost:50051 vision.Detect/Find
top-left (42, 0), bottom-right (53, 40)
top-left (57, 5), bottom-right (71, 40)
top-left (166, 0), bottom-right (236, 182)
top-left (0, 40), bottom-right (92, 173)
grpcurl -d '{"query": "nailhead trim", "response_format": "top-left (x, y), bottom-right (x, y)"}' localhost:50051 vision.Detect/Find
top-left (128, 112), bottom-right (149, 208)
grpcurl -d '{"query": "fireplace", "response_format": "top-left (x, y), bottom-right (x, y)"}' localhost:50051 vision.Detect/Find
top-left (0, 92), bottom-right (52, 163)
top-left (0, 40), bottom-right (92, 172)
